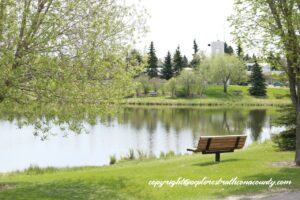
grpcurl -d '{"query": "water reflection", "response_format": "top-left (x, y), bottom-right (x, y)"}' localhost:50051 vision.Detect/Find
top-left (0, 107), bottom-right (283, 172)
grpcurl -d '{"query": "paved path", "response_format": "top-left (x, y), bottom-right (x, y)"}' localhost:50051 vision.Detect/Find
top-left (261, 191), bottom-right (300, 200)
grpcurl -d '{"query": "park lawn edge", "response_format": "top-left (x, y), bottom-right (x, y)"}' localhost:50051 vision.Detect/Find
top-left (0, 141), bottom-right (299, 200)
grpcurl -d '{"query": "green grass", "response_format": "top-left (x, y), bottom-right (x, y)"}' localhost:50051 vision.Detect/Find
top-left (124, 86), bottom-right (291, 106)
top-left (0, 142), bottom-right (299, 200)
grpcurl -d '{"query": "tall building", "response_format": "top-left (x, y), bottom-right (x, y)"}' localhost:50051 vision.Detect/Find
top-left (210, 40), bottom-right (225, 55)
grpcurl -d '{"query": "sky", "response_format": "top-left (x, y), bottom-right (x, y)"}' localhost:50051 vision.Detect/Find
top-left (131, 0), bottom-right (235, 60)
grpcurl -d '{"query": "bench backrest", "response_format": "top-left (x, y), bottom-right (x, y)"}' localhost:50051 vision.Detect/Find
top-left (196, 135), bottom-right (247, 153)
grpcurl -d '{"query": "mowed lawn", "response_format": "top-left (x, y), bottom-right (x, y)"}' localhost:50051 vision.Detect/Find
top-left (124, 85), bottom-right (291, 106)
top-left (0, 142), bottom-right (299, 200)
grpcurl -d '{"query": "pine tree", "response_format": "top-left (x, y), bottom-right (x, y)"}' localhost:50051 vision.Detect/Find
top-left (224, 42), bottom-right (234, 55)
top-left (147, 41), bottom-right (158, 78)
top-left (183, 55), bottom-right (189, 68)
top-left (249, 61), bottom-right (267, 96)
top-left (161, 51), bottom-right (173, 80)
top-left (173, 46), bottom-right (184, 74)
top-left (236, 43), bottom-right (243, 58)
top-left (243, 54), bottom-right (250, 61)
top-left (193, 39), bottom-right (199, 54)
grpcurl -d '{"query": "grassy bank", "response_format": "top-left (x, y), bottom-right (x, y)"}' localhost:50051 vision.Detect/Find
top-left (0, 142), bottom-right (299, 200)
top-left (124, 86), bottom-right (291, 106)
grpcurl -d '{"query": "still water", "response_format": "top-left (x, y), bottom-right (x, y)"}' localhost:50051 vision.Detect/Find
top-left (0, 107), bottom-right (284, 172)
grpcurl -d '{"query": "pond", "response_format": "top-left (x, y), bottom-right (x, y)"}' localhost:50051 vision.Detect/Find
top-left (0, 107), bottom-right (285, 172)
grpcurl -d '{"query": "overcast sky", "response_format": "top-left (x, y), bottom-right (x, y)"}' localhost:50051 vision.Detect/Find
top-left (131, 0), bottom-right (235, 60)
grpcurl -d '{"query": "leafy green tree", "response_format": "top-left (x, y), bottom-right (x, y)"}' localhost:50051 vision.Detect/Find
top-left (249, 61), bottom-right (267, 96)
top-left (135, 75), bottom-right (151, 95)
top-left (126, 49), bottom-right (145, 74)
top-left (146, 41), bottom-right (158, 78)
top-left (167, 78), bottom-right (177, 97)
top-left (161, 52), bottom-right (173, 80)
top-left (190, 53), bottom-right (201, 68)
top-left (209, 55), bottom-right (246, 93)
top-left (173, 46), bottom-right (184, 74)
top-left (193, 39), bottom-right (199, 54)
top-left (230, 0), bottom-right (300, 164)
top-left (0, 0), bottom-right (146, 106)
top-left (176, 70), bottom-right (196, 97)
top-left (149, 78), bottom-right (165, 93)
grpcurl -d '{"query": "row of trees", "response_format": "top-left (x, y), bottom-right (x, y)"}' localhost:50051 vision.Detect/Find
top-left (146, 41), bottom-right (198, 79)
top-left (136, 52), bottom-right (268, 97)
top-left (145, 40), bottom-right (260, 81)
top-left (136, 54), bottom-right (248, 97)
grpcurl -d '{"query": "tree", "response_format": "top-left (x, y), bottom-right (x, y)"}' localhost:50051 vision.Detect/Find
top-left (236, 43), bottom-right (243, 58)
top-left (161, 51), bottom-right (173, 80)
top-left (193, 39), bottom-right (199, 54)
top-left (173, 46), bottom-right (184, 74)
top-left (243, 54), bottom-right (250, 61)
top-left (210, 55), bottom-right (246, 93)
top-left (183, 56), bottom-right (189, 68)
top-left (230, 0), bottom-right (300, 165)
top-left (176, 70), bottom-right (196, 97)
top-left (126, 49), bottom-right (144, 74)
top-left (224, 42), bottom-right (234, 55)
top-left (149, 78), bottom-right (165, 93)
top-left (167, 78), bottom-right (177, 98)
top-left (249, 61), bottom-right (267, 96)
top-left (146, 41), bottom-right (158, 78)
top-left (272, 105), bottom-right (296, 151)
top-left (135, 75), bottom-right (151, 95)
top-left (0, 0), bottom-right (146, 105)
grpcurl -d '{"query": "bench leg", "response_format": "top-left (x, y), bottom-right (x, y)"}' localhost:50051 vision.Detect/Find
top-left (215, 152), bottom-right (220, 162)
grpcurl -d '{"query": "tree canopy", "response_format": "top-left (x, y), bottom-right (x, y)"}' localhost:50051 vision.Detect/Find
top-left (230, 0), bottom-right (300, 165)
top-left (207, 55), bottom-right (246, 93)
top-left (0, 0), bottom-right (147, 105)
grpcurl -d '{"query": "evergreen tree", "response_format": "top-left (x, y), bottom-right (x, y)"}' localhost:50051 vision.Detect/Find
top-left (147, 41), bottom-right (158, 78)
top-left (173, 46), bottom-right (184, 74)
top-left (190, 54), bottom-right (201, 68)
top-left (243, 54), bottom-right (250, 61)
top-left (224, 42), bottom-right (234, 55)
top-left (252, 54), bottom-right (257, 61)
top-left (249, 61), bottom-right (267, 96)
top-left (161, 51), bottom-right (173, 80)
top-left (236, 43), bottom-right (243, 58)
top-left (193, 39), bottom-right (199, 54)
top-left (183, 55), bottom-right (189, 68)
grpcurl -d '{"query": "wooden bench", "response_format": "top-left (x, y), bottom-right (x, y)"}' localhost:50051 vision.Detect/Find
top-left (187, 135), bottom-right (247, 162)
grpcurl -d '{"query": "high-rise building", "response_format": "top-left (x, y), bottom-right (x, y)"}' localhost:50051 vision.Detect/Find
top-left (209, 40), bottom-right (225, 55)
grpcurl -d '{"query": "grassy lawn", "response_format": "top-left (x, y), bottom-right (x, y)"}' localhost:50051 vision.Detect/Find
top-left (124, 85), bottom-right (291, 106)
top-left (0, 142), bottom-right (299, 200)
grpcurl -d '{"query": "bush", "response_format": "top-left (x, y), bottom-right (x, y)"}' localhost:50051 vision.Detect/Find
top-left (109, 155), bottom-right (117, 165)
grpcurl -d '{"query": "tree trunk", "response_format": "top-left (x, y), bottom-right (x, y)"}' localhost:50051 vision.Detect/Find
top-left (223, 83), bottom-right (227, 93)
top-left (296, 109), bottom-right (300, 165)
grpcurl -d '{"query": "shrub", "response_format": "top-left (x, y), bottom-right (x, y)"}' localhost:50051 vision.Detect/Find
top-left (109, 155), bottom-right (117, 165)
top-left (137, 149), bottom-right (147, 160)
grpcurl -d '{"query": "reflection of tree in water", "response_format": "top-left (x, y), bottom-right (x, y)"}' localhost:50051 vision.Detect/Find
top-left (248, 109), bottom-right (267, 141)
top-left (120, 107), bottom-right (249, 138)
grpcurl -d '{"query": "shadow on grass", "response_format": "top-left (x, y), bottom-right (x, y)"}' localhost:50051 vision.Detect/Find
top-left (192, 158), bottom-right (242, 167)
top-left (0, 177), bottom-right (151, 200)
